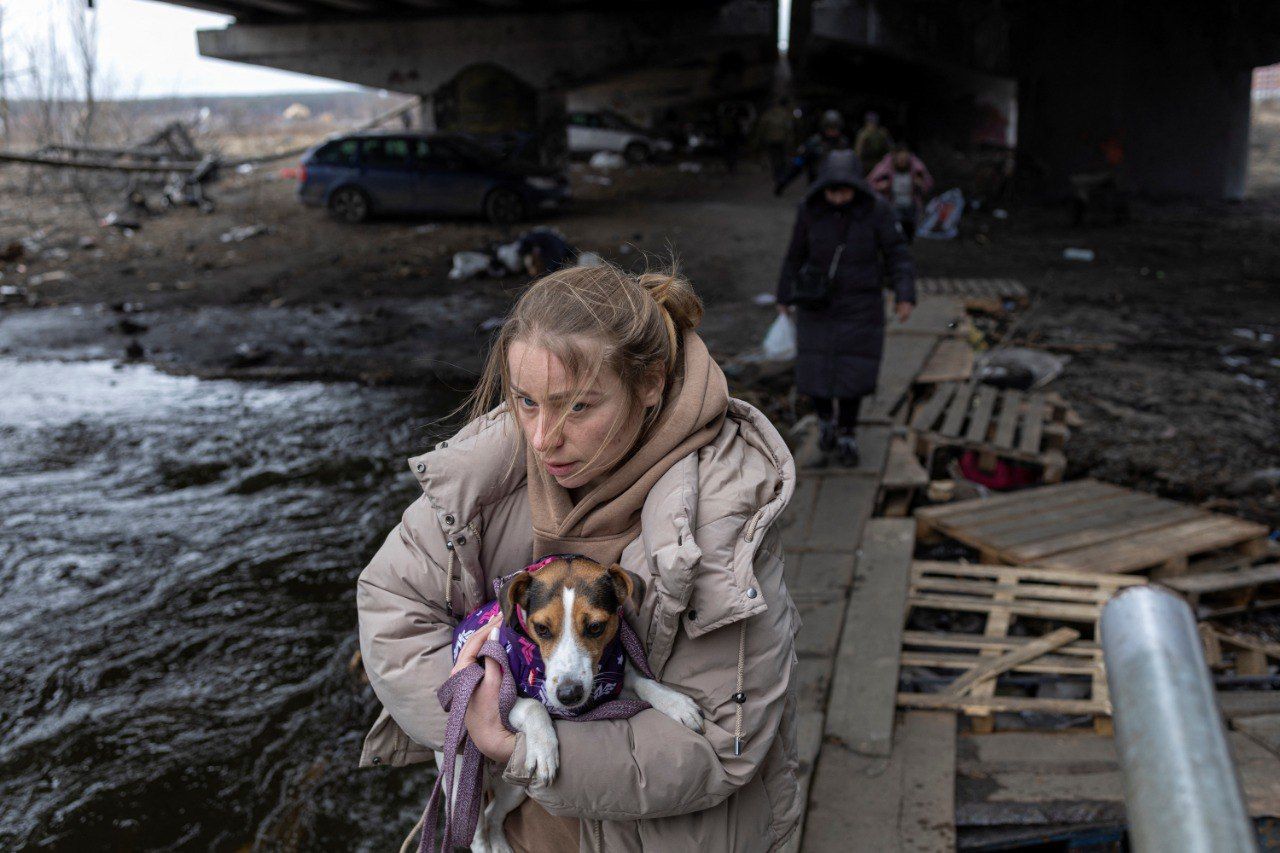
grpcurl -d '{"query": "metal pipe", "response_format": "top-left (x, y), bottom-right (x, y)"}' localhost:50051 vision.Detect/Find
top-left (1100, 585), bottom-right (1258, 853)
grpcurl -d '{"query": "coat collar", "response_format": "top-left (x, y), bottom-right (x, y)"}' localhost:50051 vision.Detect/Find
top-left (406, 399), bottom-right (795, 625)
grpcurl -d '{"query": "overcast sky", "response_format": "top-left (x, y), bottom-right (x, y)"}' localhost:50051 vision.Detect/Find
top-left (2, 0), bottom-right (357, 98)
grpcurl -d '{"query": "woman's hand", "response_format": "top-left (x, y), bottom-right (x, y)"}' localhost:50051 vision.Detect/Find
top-left (454, 616), bottom-right (517, 764)
top-left (895, 301), bottom-right (914, 323)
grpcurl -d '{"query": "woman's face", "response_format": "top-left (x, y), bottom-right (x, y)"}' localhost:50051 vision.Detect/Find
top-left (508, 338), bottom-right (663, 491)
top-left (824, 186), bottom-right (855, 206)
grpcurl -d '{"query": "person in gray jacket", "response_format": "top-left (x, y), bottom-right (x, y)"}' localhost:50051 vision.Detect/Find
top-left (776, 150), bottom-right (916, 466)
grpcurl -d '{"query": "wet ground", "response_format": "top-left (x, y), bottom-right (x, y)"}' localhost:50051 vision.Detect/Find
top-left (1, 144), bottom-right (1278, 849)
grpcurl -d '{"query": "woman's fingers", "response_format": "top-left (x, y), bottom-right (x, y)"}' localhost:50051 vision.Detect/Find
top-left (451, 614), bottom-right (502, 676)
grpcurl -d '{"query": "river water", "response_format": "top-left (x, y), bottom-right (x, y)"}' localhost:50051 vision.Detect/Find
top-left (0, 359), bottom-right (458, 850)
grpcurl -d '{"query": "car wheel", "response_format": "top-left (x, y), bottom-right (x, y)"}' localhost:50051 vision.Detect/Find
top-left (484, 188), bottom-right (525, 225)
top-left (328, 186), bottom-right (371, 223)
top-left (623, 142), bottom-right (650, 164)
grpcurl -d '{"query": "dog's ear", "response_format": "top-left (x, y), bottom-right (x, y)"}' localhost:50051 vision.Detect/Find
top-left (501, 572), bottom-right (533, 631)
top-left (607, 563), bottom-right (646, 611)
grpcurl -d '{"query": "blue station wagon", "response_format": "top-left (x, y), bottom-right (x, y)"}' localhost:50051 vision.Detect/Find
top-left (298, 133), bottom-right (570, 224)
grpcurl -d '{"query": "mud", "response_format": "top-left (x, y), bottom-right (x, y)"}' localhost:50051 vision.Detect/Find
top-left (1, 132), bottom-right (1278, 848)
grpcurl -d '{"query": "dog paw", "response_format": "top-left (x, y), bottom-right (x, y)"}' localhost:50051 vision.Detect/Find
top-left (522, 726), bottom-right (560, 786)
top-left (647, 685), bottom-right (704, 732)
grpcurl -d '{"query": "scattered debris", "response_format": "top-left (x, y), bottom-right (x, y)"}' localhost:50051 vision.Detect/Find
top-left (753, 292), bottom-right (777, 306)
top-left (220, 224), bottom-right (270, 243)
top-left (100, 211), bottom-right (141, 231)
top-left (589, 151), bottom-right (625, 170)
top-left (677, 162), bottom-right (702, 174)
top-left (28, 270), bottom-right (71, 287)
top-left (992, 209), bottom-right (1009, 220)
top-left (576, 251), bottom-right (605, 268)
top-left (478, 316), bottom-right (505, 333)
top-left (448, 251), bottom-right (495, 281)
top-left (976, 348), bottom-right (1068, 390)
top-left (581, 174), bottom-right (613, 186)
top-left (1, 241), bottom-right (25, 263)
top-left (918, 188), bottom-right (965, 240)
top-left (413, 224), bottom-right (440, 235)
top-left (1062, 247), bottom-right (1095, 262)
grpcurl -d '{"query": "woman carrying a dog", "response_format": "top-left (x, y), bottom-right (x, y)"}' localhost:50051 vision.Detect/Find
top-left (357, 264), bottom-right (800, 851)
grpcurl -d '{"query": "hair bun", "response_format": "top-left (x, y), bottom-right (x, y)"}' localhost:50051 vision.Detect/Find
top-left (638, 270), bottom-right (703, 333)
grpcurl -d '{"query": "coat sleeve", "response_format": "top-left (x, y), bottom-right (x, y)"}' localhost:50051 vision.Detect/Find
top-left (874, 200), bottom-right (916, 305)
top-left (502, 527), bottom-right (793, 821)
top-left (775, 205), bottom-right (810, 306)
top-left (915, 158), bottom-right (935, 197)
top-left (356, 494), bottom-right (457, 751)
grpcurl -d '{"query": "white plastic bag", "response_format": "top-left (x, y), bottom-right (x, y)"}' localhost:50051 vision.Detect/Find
top-left (761, 314), bottom-right (797, 361)
top-left (918, 188), bottom-right (965, 240)
top-left (448, 251), bottom-right (492, 281)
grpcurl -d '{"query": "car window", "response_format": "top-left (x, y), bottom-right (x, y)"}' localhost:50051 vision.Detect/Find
top-left (313, 139), bottom-right (358, 166)
top-left (361, 138), bottom-right (412, 168)
top-left (419, 139), bottom-right (472, 171)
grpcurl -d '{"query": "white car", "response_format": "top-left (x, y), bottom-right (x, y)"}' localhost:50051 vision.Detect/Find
top-left (567, 111), bottom-right (674, 164)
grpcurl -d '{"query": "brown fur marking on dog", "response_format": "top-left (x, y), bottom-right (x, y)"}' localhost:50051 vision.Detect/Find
top-left (503, 556), bottom-right (631, 668)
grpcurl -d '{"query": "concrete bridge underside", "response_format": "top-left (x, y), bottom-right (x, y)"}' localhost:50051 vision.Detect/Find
top-left (173, 0), bottom-right (1280, 199)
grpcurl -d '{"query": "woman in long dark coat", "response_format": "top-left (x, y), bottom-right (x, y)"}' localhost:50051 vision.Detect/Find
top-left (776, 149), bottom-right (916, 466)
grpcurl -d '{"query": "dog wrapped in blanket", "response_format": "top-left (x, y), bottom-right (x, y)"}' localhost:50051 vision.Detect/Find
top-left (423, 553), bottom-right (703, 853)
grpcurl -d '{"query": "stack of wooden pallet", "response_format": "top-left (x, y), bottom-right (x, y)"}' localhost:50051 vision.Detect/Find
top-left (896, 560), bottom-right (1144, 732)
top-left (909, 381), bottom-right (1072, 484)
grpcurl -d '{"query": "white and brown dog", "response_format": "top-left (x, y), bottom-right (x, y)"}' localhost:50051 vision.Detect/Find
top-left (441, 555), bottom-right (702, 853)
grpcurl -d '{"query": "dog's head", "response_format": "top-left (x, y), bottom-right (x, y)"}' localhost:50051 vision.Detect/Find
top-left (501, 555), bottom-right (642, 713)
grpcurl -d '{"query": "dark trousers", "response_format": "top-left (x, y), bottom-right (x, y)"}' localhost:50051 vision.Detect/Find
top-left (895, 204), bottom-right (917, 243)
top-left (812, 395), bottom-right (861, 432)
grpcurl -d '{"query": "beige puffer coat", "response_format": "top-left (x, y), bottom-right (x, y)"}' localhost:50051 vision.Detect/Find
top-left (357, 399), bottom-right (801, 852)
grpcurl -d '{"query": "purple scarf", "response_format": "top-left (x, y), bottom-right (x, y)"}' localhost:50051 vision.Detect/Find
top-left (420, 555), bottom-right (654, 853)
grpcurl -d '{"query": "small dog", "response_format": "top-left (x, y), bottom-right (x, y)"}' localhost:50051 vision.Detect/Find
top-left (438, 554), bottom-right (702, 853)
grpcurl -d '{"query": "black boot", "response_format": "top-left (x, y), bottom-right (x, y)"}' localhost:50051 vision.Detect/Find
top-left (835, 432), bottom-right (860, 468)
top-left (818, 418), bottom-right (837, 454)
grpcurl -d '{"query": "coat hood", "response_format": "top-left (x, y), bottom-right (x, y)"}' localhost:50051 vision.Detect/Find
top-left (803, 148), bottom-right (877, 206)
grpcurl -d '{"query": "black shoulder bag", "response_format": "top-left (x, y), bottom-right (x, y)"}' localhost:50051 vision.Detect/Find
top-left (790, 214), bottom-right (856, 310)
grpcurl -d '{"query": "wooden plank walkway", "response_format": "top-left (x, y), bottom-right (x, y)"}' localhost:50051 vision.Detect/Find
top-left (785, 295), bottom-right (965, 852)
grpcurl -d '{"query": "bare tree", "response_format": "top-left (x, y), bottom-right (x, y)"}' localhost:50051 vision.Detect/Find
top-left (67, 0), bottom-right (98, 143)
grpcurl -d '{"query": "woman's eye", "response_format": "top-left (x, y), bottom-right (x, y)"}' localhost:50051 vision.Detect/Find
top-left (519, 396), bottom-right (536, 409)
top-left (570, 402), bottom-right (587, 413)
top-left (533, 623), bottom-right (552, 639)
top-left (584, 621), bottom-right (605, 638)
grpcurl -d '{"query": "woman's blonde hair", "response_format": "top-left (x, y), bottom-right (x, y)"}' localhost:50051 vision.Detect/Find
top-left (463, 260), bottom-right (703, 467)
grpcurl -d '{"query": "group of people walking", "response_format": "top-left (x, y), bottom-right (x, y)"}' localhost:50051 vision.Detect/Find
top-left (769, 104), bottom-right (925, 467)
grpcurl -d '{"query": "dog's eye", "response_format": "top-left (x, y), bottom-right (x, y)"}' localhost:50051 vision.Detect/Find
top-left (533, 623), bottom-right (552, 639)
top-left (584, 621), bottom-right (605, 638)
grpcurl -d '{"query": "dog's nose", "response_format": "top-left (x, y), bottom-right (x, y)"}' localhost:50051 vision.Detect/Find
top-left (556, 682), bottom-right (585, 706)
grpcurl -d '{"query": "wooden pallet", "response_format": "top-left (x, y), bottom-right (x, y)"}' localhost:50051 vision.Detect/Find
top-left (1162, 562), bottom-right (1280, 618)
top-left (878, 434), bottom-right (929, 517)
top-left (917, 277), bottom-right (1030, 308)
top-left (1201, 624), bottom-right (1280, 677)
top-left (915, 480), bottom-right (1272, 575)
top-left (897, 561), bottom-right (1145, 732)
top-left (909, 381), bottom-right (1071, 483)
top-left (915, 338), bottom-right (975, 384)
